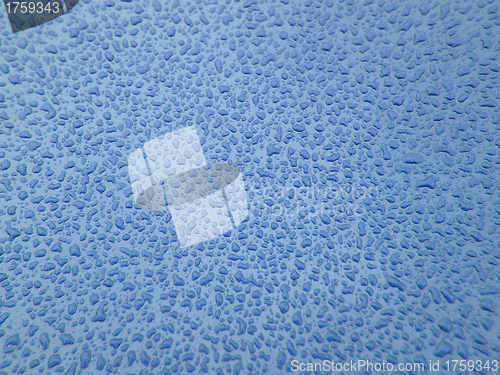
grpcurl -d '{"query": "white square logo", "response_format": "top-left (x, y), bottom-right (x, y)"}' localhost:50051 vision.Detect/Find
top-left (127, 126), bottom-right (248, 247)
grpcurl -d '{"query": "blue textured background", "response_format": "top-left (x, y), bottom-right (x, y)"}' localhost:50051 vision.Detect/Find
top-left (0, 0), bottom-right (499, 374)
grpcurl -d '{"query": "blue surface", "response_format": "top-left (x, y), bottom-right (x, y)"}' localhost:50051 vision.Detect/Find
top-left (0, 0), bottom-right (500, 374)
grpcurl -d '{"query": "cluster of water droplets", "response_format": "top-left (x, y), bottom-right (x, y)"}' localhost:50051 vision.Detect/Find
top-left (0, 0), bottom-right (499, 373)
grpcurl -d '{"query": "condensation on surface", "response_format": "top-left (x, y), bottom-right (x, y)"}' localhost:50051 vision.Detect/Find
top-left (0, 0), bottom-right (499, 374)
